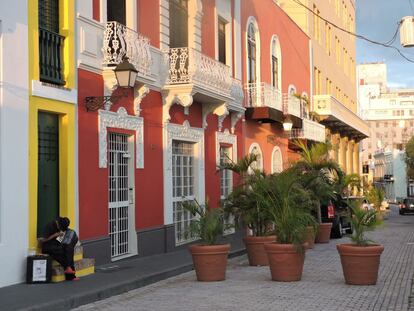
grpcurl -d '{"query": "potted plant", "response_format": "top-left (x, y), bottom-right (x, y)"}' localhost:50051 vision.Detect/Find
top-left (183, 199), bottom-right (230, 282)
top-left (220, 155), bottom-right (275, 266)
top-left (337, 205), bottom-right (384, 285)
top-left (263, 169), bottom-right (316, 281)
top-left (291, 141), bottom-right (340, 244)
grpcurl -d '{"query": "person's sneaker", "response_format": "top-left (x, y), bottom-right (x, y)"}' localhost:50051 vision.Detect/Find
top-left (72, 277), bottom-right (80, 281)
top-left (64, 267), bottom-right (75, 274)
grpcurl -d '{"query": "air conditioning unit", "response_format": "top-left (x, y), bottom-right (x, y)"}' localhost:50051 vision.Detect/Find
top-left (400, 16), bottom-right (414, 47)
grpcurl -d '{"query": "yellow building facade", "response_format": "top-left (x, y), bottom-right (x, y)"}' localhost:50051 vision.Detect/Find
top-left (278, 0), bottom-right (369, 174)
top-left (28, 0), bottom-right (76, 248)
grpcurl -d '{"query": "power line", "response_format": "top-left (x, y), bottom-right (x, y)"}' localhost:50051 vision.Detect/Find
top-left (292, 0), bottom-right (414, 63)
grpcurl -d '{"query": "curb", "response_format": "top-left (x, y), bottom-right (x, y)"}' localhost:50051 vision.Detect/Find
top-left (21, 248), bottom-right (246, 311)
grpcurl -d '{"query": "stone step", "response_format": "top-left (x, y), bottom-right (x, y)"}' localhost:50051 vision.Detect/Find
top-left (51, 245), bottom-right (83, 266)
top-left (51, 258), bottom-right (95, 283)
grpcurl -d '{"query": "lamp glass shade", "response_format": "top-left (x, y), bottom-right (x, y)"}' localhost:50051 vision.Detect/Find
top-left (114, 57), bottom-right (138, 88)
top-left (283, 118), bottom-right (293, 131)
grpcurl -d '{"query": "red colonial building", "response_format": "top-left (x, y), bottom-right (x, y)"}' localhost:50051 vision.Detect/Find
top-left (76, 0), bottom-right (324, 264)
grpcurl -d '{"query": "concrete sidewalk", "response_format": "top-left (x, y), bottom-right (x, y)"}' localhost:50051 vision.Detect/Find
top-left (0, 240), bottom-right (245, 311)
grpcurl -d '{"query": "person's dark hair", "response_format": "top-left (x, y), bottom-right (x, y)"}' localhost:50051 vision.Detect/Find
top-left (57, 217), bottom-right (70, 231)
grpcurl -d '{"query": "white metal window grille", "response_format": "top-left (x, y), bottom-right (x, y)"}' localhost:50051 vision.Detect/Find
top-left (271, 147), bottom-right (283, 173)
top-left (220, 146), bottom-right (235, 234)
top-left (172, 140), bottom-right (196, 244)
top-left (250, 145), bottom-right (263, 172)
top-left (108, 132), bottom-right (130, 258)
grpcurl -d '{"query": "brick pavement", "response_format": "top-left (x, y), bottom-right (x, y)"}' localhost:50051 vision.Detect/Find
top-left (73, 206), bottom-right (414, 311)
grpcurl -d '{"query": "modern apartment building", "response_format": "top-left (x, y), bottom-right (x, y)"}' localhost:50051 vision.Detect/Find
top-left (278, 0), bottom-right (369, 174)
top-left (358, 63), bottom-right (414, 164)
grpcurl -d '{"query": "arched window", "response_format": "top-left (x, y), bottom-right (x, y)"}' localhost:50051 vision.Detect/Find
top-left (248, 143), bottom-right (263, 172)
top-left (247, 18), bottom-right (260, 85)
top-left (270, 36), bottom-right (282, 90)
top-left (288, 84), bottom-right (297, 96)
top-left (271, 146), bottom-right (283, 173)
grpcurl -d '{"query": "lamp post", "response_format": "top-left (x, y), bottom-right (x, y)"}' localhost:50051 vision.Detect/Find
top-left (282, 115), bottom-right (293, 132)
top-left (85, 56), bottom-right (138, 111)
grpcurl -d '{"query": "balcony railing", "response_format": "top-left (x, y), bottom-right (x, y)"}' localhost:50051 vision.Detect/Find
top-left (314, 95), bottom-right (370, 138)
top-left (230, 79), bottom-right (244, 106)
top-left (166, 47), bottom-right (233, 96)
top-left (290, 118), bottom-right (326, 142)
top-left (39, 28), bottom-right (65, 85)
top-left (245, 83), bottom-right (282, 111)
top-left (103, 21), bottom-right (152, 75)
top-left (283, 94), bottom-right (303, 118)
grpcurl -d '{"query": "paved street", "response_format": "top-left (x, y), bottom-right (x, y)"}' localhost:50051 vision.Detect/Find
top-left (73, 205), bottom-right (414, 311)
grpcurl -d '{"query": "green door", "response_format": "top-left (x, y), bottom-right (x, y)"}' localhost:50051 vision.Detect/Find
top-left (37, 112), bottom-right (60, 237)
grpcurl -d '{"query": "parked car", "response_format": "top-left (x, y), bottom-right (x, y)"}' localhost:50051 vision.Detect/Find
top-left (320, 194), bottom-right (353, 238)
top-left (399, 198), bottom-right (414, 215)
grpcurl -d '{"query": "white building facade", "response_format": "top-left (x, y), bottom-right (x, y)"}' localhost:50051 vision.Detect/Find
top-left (357, 63), bottom-right (414, 166)
top-left (0, 1), bottom-right (30, 287)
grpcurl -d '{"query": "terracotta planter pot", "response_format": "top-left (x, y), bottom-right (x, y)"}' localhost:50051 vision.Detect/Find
top-left (315, 223), bottom-right (332, 243)
top-left (189, 244), bottom-right (230, 281)
top-left (243, 235), bottom-right (276, 266)
top-left (264, 243), bottom-right (306, 282)
top-left (304, 226), bottom-right (315, 249)
top-left (337, 243), bottom-right (384, 285)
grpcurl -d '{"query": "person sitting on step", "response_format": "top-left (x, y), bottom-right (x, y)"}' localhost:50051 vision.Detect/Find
top-left (39, 217), bottom-right (79, 281)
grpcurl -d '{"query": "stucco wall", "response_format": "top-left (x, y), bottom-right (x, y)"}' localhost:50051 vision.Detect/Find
top-left (0, 0), bottom-right (29, 287)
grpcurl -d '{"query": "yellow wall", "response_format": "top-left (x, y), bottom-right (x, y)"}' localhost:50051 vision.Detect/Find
top-left (28, 0), bottom-right (76, 248)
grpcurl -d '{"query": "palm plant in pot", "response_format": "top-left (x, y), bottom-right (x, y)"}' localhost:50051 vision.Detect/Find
top-left (263, 169), bottom-right (316, 281)
top-left (291, 141), bottom-right (341, 244)
top-left (219, 154), bottom-right (275, 266)
top-left (337, 204), bottom-right (383, 285)
top-left (183, 199), bottom-right (230, 282)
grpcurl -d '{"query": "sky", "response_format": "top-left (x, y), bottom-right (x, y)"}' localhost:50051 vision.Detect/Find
top-left (356, 0), bottom-right (414, 88)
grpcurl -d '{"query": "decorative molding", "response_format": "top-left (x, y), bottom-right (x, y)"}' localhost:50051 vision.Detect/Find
top-left (102, 70), bottom-right (118, 110)
top-left (163, 120), bottom-right (205, 225)
top-left (216, 129), bottom-right (237, 166)
top-left (134, 85), bottom-right (150, 116)
top-left (248, 142), bottom-right (264, 172)
top-left (201, 102), bottom-right (229, 129)
top-left (161, 88), bottom-right (194, 123)
top-left (231, 111), bottom-right (243, 133)
top-left (31, 80), bottom-right (77, 104)
top-left (99, 107), bottom-right (144, 169)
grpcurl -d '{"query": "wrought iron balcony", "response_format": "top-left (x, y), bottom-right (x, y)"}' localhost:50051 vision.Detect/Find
top-left (313, 95), bottom-right (369, 141)
top-left (103, 21), bottom-right (152, 76)
top-left (245, 83), bottom-right (283, 111)
top-left (166, 47), bottom-right (233, 97)
top-left (290, 118), bottom-right (326, 142)
top-left (39, 28), bottom-right (65, 85)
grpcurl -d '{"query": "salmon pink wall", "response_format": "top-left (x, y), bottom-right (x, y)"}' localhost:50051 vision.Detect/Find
top-left (244, 120), bottom-right (289, 174)
top-left (93, 0), bottom-right (100, 21)
top-left (78, 69), bottom-right (107, 240)
top-left (241, 0), bottom-right (310, 95)
top-left (138, 0), bottom-right (160, 47)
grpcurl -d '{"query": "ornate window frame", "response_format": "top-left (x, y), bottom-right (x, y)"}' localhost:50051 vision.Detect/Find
top-left (270, 35), bottom-right (282, 91)
top-left (271, 146), bottom-right (283, 173)
top-left (98, 107), bottom-right (144, 169)
top-left (163, 120), bottom-right (205, 225)
top-left (215, 129), bottom-right (237, 166)
top-left (246, 16), bottom-right (261, 84)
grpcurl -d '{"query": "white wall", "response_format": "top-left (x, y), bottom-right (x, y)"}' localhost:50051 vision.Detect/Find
top-left (0, 0), bottom-right (29, 287)
top-left (394, 151), bottom-right (407, 201)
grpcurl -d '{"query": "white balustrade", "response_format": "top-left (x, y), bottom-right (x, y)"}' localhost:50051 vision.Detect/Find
top-left (283, 94), bottom-right (303, 118)
top-left (103, 21), bottom-right (152, 76)
top-left (314, 95), bottom-right (370, 137)
top-left (245, 83), bottom-right (282, 111)
top-left (166, 47), bottom-right (233, 96)
top-left (291, 118), bottom-right (326, 142)
top-left (230, 79), bottom-right (244, 106)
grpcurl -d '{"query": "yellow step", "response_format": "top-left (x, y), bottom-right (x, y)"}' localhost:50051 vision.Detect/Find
top-left (51, 258), bottom-right (95, 283)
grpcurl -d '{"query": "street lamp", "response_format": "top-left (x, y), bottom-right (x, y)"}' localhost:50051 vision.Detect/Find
top-left (282, 115), bottom-right (293, 132)
top-left (85, 56), bottom-right (138, 111)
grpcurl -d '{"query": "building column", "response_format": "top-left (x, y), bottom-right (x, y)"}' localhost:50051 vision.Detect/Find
top-left (347, 140), bottom-right (354, 174)
top-left (330, 133), bottom-right (340, 163)
top-left (353, 142), bottom-right (360, 175)
top-left (339, 136), bottom-right (348, 172)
